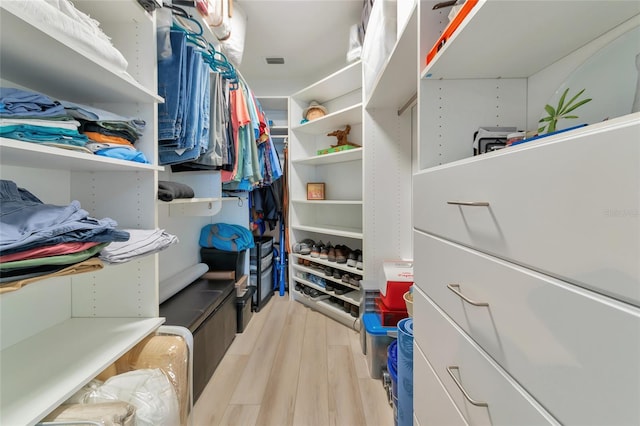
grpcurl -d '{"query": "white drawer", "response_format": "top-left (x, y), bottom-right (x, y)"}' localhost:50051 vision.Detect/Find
top-left (414, 230), bottom-right (640, 426)
top-left (412, 115), bottom-right (640, 306)
top-left (413, 288), bottom-right (560, 426)
top-left (414, 341), bottom-right (468, 426)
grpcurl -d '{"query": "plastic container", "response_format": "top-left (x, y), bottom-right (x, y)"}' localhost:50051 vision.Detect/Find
top-left (200, 247), bottom-right (246, 280)
top-left (375, 297), bottom-right (408, 327)
top-left (250, 236), bottom-right (273, 258)
top-left (387, 339), bottom-right (398, 426)
top-left (381, 261), bottom-right (414, 310)
top-left (236, 286), bottom-right (255, 333)
top-left (363, 313), bottom-right (397, 379)
top-left (250, 251), bottom-right (273, 273)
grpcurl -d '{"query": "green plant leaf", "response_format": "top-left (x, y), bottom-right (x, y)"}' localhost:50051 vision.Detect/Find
top-left (538, 126), bottom-right (547, 133)
top-left (548, 120), bottom-right (557, 133)
top-left (544, 104), bottom-right (556, 117)
top-left (538, 116), bottom-right (553, 123)
top-left (561, 98), bottom-right (592, 116)
top-left (556, 88), bottom-right (569, 115)
top-left (562, 115), bottom-right (579, 119)
top-left (559, 88), bottom-right (587, 114)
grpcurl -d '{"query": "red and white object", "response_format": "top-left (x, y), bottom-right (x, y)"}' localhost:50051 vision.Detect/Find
top-left (380, 261), bottom-right (414, 310)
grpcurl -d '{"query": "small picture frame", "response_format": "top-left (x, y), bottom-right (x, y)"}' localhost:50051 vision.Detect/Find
top-left (307, 182), bottom-right (325, 200)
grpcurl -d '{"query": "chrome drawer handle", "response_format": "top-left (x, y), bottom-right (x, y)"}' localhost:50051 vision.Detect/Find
top-left (447, 201), bottom-right (490, 206)
top-left (447, 284), bottom-right (489, 307)
top-left (447, 366), bottom-right (488, 407)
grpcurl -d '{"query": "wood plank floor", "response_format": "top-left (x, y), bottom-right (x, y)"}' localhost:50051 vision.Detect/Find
top-left (192, 294), bottom-right (394, 426)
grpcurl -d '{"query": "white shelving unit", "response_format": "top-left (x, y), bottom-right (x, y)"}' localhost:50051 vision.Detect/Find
top-left (288, 61), bottom-right (363, 328)
top-left (412, 1), bottom-right (640, 425)
top-left (0, 2), bottom-right (164, 424)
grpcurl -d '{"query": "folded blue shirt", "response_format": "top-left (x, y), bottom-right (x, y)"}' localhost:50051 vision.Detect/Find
top-left (0, 87), bottom-right (66, 118)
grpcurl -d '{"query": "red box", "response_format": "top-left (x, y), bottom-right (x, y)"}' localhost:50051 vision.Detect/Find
top-left (425, 0), bottom-right (479, 66)
top-left (380, 261), bottom-right (414, 310)
top-left (375, 297), bottom-right (408, 327)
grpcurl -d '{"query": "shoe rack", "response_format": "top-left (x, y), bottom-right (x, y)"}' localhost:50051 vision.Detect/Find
top-left (288, 61), bottom-right (364, 328)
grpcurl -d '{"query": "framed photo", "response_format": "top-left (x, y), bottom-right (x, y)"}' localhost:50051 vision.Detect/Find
top-left (307, 182), bottom-right (325, 200)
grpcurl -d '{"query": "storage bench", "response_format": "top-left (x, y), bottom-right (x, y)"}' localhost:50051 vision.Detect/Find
top-left (160, 277), bottom-right (236, 402)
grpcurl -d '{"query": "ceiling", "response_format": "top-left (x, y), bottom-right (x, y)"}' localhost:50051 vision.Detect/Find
top-left (233, 0), bottom-right (364, 95)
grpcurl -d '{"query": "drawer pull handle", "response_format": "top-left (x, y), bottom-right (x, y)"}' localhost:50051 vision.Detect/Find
top-left (447, 366), bottom-right (488, 407)
top-left (447, 284), bottom-right (489, 307)
top-left (447, 201), bottom-right (490, 206)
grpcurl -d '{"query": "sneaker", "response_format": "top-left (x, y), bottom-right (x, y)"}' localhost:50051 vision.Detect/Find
top-left (347, 249), bottom-right (361, 268)
top-left (293, 239), bottom-right (314, 255)
top-left (310, 240), bottom-right (324, 258)
top-left (333, 269), bottom-right (341, 279)
top-left (325, 282), bottom-right (335, 292)
top-left (320, 241), bottom-right (330, 260)
top-left (335, 285), bottom-right (346, 295)
top-left (327, 244), bottom-right (336, 262)
top-left (335, 245), bottom-right (350, 264)
top-left (356, 251), bottom-right (363, 270)
top-left (350, 305), bottom-right (359, 317)
top-left (324, 266), bottom-right (333, 277)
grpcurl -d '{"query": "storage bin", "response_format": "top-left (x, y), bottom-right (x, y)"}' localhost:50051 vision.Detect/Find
top-left (250, 251), bottom-right (273, 273)
top-left (236, 286), bottom-right (255, 333)
top-left (200, 247), bottom-right (246, 279)
top-left (250, 264), bottom-right (273, 311)
top-left (363, 313), bottom-right (397, 379)
top-left (375, 297), bottom-right (408, 327)
top-left (250, 236), bottom-right (273, 258)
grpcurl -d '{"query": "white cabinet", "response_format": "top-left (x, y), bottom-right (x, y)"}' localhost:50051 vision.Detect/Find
top-left (413, 1), bottom-right (640, 425)
top-left (288, 61), bottom-right (364, 327)
top-left (0, 2), bottom-right (163, 424)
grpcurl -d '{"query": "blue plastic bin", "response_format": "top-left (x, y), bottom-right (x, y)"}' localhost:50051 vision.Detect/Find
top-left (363, 313), bottom-right (397, 379)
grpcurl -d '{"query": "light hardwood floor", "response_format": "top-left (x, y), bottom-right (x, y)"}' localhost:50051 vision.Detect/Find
top-left (192, 294), bottom-right (394, 426)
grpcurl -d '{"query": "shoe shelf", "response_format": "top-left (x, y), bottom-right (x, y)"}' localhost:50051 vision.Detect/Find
top-left (290, 224), bottom-right (363, 240)
top-left (291, 253), bottom-right (364, 276)
top-left (291, 199), bottom-right (363, 205)
top-left (292, 275), bottom-right (360, 306)
top-left (292, 262), bottom-right (362, 293)
top-left (292, 288), bottom-right (360, 329)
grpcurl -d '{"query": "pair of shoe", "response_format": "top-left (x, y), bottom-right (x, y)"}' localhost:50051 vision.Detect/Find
top-left (341, 273), bottom-right (360, 288)
top-left (310, 240), bottom-right (324, 258)
top-left (334, 244), bottom-right (351, 264)
top-left (293, 239), bottom-right (315, 255)
top-left (347, 249), bottom-right (363, 269)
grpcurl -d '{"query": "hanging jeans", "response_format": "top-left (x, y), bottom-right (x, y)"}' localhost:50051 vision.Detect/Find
top-left (159, 45), bottom-right (211, 165)
top-left (157, 30), bottom-right (187, 142)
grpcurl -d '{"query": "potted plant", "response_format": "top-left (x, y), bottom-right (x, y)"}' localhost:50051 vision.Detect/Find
top-left (538, 88), bottom-right (592, 134)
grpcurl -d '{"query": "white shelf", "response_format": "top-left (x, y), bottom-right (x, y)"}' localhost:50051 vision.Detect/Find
top-left (292, 288), bottom-right (360, 329)
top-left (292, 276), bottom-right (360, 306)
top-left (292, 60), bottom-right (363, 103)
top-left (0, 138), bottom-right (162, 172)
top-left (421, 0), bottom-right (640, 80)
top-left (0, 5), bottom-right (162, 104)
top-left (163, 197), bottom-right (223, 216)
top-left (291, 224), bottom-right (363, 240)
top-left (365, 2), bottom-right (418, 110)
top-left (292, 147), bottom-right (363, 165)
top-left (292, 253), bottom-right (364, 276)
top-left (291, 103), bottom-right (362, 135)
top-left (0, 317), bottom-right (164, 426)
top-left (270, 126), bottom-right (289, 136)
top-left (292, 262), bottom-right (362, 291)
top-left (292, 199), bottom-right (363, 206)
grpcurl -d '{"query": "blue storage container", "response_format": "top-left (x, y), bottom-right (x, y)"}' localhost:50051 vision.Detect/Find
top-left (363, 313), bottom-right (397, 379)
top-left (387, 339), bottom-right (398, 426)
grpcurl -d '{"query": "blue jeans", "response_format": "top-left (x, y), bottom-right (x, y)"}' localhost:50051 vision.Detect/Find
top-left (158, 30), bottom-right (187, 141)
top-left (159, 47), bottom-right (211, 165)
top-left (0, 180), bottom-right (129, 255)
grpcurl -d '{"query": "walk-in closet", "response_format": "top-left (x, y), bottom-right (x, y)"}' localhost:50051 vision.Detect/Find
top-left (1, 1), bottom-right (639, 425)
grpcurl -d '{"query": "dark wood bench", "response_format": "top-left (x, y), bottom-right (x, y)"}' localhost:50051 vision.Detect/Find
top-left (159, 277), bottom-right (236, 402)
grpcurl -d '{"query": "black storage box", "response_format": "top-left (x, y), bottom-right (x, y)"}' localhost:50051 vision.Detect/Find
top-left (200, 247), bottom-right (246, 279)
top-left (250, 236), bottom-right (273, 258)
top-left (159, 277), bottom-right (236, 402)
top-left (236, 286), bottom-right (255, 333)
